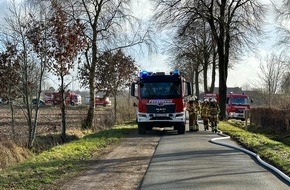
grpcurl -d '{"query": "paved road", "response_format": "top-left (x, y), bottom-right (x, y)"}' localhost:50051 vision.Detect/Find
top-left (139, 122), bottom-right (289, 190)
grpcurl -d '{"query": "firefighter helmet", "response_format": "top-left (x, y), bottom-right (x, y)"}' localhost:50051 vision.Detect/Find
top-left (189, 96), bottom-right (196, 102)
top-left (204, 98), bottom-right (209, 102)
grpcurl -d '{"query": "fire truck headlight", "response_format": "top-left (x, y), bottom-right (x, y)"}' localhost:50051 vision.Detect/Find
top-left (176, 113), bottom-right (184, 118)
top-left (229, 112), bottom-right (234, 116)
top-left (138, 114), bottom-right (147, 118)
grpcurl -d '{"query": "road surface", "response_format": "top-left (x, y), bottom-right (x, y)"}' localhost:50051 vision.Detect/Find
top-left (138, 122), bottom-right (289, 190)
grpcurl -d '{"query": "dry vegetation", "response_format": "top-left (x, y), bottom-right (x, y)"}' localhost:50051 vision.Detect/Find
top-left (0, 105), bottom-right (113, 169)
top-left (0, 95), bottom-right (137, 170)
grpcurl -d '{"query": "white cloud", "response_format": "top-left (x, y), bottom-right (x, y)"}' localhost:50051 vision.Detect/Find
top-left (131, 0), bottom-right (154, 20)
top-left (227, 57), bottom-right (261, 88)
top-left (137, 53), bottom-right (171, 73)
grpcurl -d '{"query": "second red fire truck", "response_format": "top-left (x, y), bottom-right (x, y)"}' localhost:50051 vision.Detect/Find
top-left (204, 92), bottom-right (253, 120)
top-left (131, 70), bottom-right (191, 134)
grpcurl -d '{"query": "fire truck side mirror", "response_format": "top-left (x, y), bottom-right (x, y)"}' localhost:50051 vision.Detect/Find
top-left (130, 83), bottom-right (138, 98)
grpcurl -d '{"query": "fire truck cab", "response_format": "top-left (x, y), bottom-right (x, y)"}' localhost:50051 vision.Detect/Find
top-left (226, 92), bottom-right (252, 120)
top-left (131, 70), bottom-right (191, 134)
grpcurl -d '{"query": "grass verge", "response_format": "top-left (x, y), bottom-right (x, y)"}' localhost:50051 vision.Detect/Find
top-left (0, 122), bottom-right (137, 190)
top-left (219, 121), bottom-right (290, 177)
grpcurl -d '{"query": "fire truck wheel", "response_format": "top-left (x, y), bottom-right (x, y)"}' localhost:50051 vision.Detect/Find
top-left (177, 124), bottom-right (185, 134)
top-left (147, 126), bottom-right (153, 131)
top-left (226, 112), bottom-right (229, 119)
top-left (138, 123), bottom-right (146, 134)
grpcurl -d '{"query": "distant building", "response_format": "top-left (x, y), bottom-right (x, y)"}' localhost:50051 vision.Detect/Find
top-left (212, 87), bottom-right (243, 94)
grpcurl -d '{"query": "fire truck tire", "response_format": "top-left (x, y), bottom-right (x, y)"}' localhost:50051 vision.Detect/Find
top-left (147, 126), bottom-right (153, 131)
top-left (177, 124), bottom-right (185, 134)
top-left (226, 112), bottom-right (230, 120)
top-left (138, 123), bottom-right (146, 134)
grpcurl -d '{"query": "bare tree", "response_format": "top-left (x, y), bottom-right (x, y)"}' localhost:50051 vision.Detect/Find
top-left (273, 0), bottom-right (290, 94)
top-left (152, 0), bottom-right (266, 119)
top-left (68, 0), bottom-right (152, 128)
top-left (0, 43), bottom-right (22, 139)
top-left (26, 0), bottom-right (87, 141)
top-left (2, 0), bottom-right (43, 148)
top-left (170, 42), bottom-right (203, 97)
top-left (258, 53), bottom-right (288, 107)
top-left (281, 71), bottom-right (290, 94)
top-left (19, 1), bottom-right (51, 148)
top-left (274, 0), bottom-right (290, 53)
top-left (168, 18), bottom-right (217, 96)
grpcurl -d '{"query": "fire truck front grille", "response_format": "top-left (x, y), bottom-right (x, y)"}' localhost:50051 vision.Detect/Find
top-left (146, 104), bottom-right (176, 113)
top-left (235, 109), bottom-right (244, 113)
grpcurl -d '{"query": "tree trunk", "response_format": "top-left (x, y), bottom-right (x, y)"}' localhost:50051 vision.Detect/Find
top-left (195, 67), bottom-right (200, 98)
top-left (203, 62), bottom-right (209, 93)
top-left (30, 55), bottom-right (46, 148)
top-left (84, 26), bottom-right (98, 129)
top-left (22, 53), bottom-right (33, 149)
top-left (217, 37), bottom-right (227, 120)
top-left (114, 93), bottom-right (117, 124)
top-left (191, 69), bottom-right (195, 96)
top-left (60, 75), bottom-right (67, 142)
top-left (84, 71), bottom-right (95, 129)
top-left (10, 100), bottom-right (15, 140)
top-left (210, 50), bottom-right (216, 93)
top-left (218, 59), bottom-right (227, 120)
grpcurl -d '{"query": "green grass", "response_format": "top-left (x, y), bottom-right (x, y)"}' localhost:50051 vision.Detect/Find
top-left (219, 121), bottom-right (290, 177)
top-left (0, 123), bottom-right (137, 190)
top-left (1, 121), bottom-right (289, 189)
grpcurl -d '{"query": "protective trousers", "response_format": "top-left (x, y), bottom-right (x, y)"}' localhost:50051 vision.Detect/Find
top-left (189, 112), bottom-right (198, 131)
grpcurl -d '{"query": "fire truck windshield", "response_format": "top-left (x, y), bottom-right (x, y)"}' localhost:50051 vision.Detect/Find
top-left (230, 97), bottom-right (250, 105)
top-left (140, 82), bottom-right (181, 99)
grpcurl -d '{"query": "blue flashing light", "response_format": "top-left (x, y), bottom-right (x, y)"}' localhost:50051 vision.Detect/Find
top-left (140, 70), bottom-right (148, 78)
top-left (173, 69), bottom-right (180, 76)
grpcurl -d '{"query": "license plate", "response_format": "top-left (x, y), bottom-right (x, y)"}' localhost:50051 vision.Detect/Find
top-left (156, 113), bottom-right (167, 117)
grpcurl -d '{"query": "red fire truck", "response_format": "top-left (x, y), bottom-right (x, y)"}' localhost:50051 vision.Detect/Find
top-left (131, 70), bottom-right (191, 134)
top-left (44, 92), bottom-right (82, 106)
top-left (204, 92), bottom-right (252, 120)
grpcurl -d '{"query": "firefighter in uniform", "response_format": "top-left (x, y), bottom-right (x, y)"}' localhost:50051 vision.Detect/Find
top-left (201, 98), bottom-right (210, 131)
top-left (209, 98), bottom-right (220, 133)
top-left (186, 96), bottom-right (199, 131)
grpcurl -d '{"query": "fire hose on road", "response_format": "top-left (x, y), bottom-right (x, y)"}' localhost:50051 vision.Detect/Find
top-left (209, 133), bottom-right (290, 185)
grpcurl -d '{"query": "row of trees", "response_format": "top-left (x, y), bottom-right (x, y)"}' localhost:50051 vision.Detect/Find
top-left (0, 0), bottom-right (148, 148)
top-left (1, 0), bottom-right (289, 149)
top-left (150, 0), bottom-right (290, 114)
top-left (257, 53), bottom-right (290, 108)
